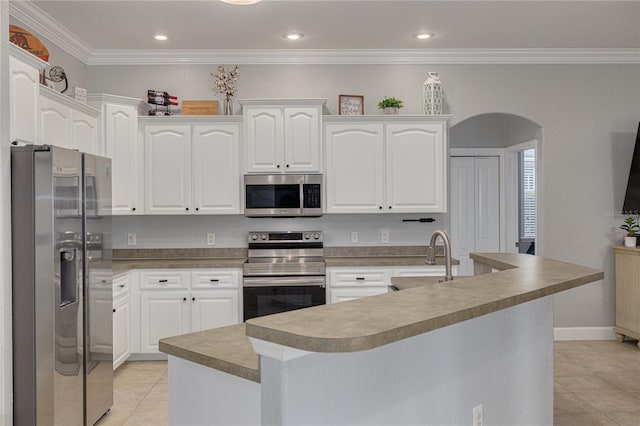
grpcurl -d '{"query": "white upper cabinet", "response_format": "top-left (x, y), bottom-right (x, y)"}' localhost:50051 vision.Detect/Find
top-left (283, 107), bottom-right (322, 172)
top-left (325, 123), bottom-right (385, 213)
top-left (386, 123), bottom-right (446, 212)
top-left (88, 94), bottom-right (147, 215)
top-left (40, 95), bottom-right (72, 148)
top-left (72, 109), bottom-right (99, 154)
top-left (245, 107), bottom-right (283, 173)
top-left (9, 45), bottom-right (46, 145)
top-left (140, 118), bottom-right (242, 215)
top-left (325, 116), bottom-right (449, 214)
top-left (240, 99), bottom-right (326, 173)
top-left (144, 124), bottom-right (192, 214)
top-left (192, 124), bottom-right (241, 214)
top-left (39, 86), bottom-right (100, 154)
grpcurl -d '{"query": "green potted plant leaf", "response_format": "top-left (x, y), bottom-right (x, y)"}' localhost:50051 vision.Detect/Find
top-left (620, 216), bottom-right (639, 247)
top-left (377, 96), bottom-right (404, 115)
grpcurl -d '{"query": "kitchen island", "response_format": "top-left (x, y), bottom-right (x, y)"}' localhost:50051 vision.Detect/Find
top-left (160, 253), bottom-right (603, 425)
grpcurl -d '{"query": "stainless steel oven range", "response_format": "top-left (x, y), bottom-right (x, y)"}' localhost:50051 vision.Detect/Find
top-left (243, 231), bottom-right (326, 321)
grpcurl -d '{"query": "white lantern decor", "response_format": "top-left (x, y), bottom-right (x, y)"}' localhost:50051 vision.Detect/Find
top-left (423, 72), bottom-right (443, 115)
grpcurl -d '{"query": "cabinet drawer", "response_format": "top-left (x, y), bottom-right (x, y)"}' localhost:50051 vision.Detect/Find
top-left (139, 270), bottom-right (189, 289)
top-left (191, 270), bottom-right (239, 289)
top-left (329, 269), bottom-right (390, 287)
top-left (113, 273), bottom-right (129, 299)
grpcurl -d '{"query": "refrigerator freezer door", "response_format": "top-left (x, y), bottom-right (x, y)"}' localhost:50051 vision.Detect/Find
top-left (51, 147), bottom-right (85, 426)
top-left (84, 153), bottom-right (114, 425)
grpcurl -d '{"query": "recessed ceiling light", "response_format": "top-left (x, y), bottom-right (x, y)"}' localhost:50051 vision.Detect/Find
top-left (154, 34), bottom-right (168, 41)
top-left (413, 33), bottom-right (434, 40)
top-left (284, 33), bottom-right (304, 41)
top-left (220, 0), bottom-right (262, 4)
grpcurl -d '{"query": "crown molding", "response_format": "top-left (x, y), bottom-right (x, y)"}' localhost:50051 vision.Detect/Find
top-left (9, 1), bottom-right (94, 65)
top-left (87, 48), bottom-right (640, 66)
top-left (9, 1), bottom-right (640, 66)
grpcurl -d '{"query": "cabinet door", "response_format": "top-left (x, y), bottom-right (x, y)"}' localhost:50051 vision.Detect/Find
top-left (325, 124), bottom-right (384, 213)
top-left (105, 104), bottom-right (140, 215)
top-left (144, 125), bottom-right (192, 214)
top-left (386, 123), bottom-right (447, 213)
top-left (190, 290), bottom-right (239, 333)
top-left (245, 107), bottom-right (283, 173)
top-left (450, 157), bottom-right (476, 276)
top-left (140, 292), bottom-right (189, 353)
top-left (9, 55), bottom-right (40, 144)
top-left (192, 124), bottom-right (241, 214)
top-left (113, 294), bottom-right (130, 370)
top-left (40, 96), bottom-right (72, 149)
top-left (330, 288), bottom-right (388, 304)
top-left (283, 107), bottom-right (321, 173)
top-left (71, 110), bottom-right (98, 154)
top-left (329, 268), bottom-right (390, 288)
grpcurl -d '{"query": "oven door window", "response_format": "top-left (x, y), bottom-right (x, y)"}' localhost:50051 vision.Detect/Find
top-left (245, 184), bottom-right (300, 209)
top-left (244, 286), bottom-right (325, 321)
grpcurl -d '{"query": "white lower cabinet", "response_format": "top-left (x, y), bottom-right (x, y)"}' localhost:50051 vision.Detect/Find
top-left (190, 290), bottom-right (239, 333)
top-left (113, 273), bottom-right (131, 370)
top-left (327, 267), bottom-right (391, 303)
top-left (141, 291), bottom-right (190, 353)
top-left (327, 265), bottom-right (457, 303)
top-left (113, 293), bottom-right (131, 370)
top-left (130, 268), bottom-right (241, 356)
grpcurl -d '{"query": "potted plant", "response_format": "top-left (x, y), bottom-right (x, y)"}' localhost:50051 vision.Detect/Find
top-left (620, 216), bottom-right (639, 247)
top-left (377, 96), bottom-right (404, 115)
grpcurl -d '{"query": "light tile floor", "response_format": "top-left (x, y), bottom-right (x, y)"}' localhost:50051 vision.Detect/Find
top-left (97, 340), bottom-right (640, 426)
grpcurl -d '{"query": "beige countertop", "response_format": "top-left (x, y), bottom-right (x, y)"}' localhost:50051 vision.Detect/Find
top-left (113, 258), bottom-right (246, 275)
top-left (112, 246), bottom-right (456, 275)
top-left (245, 253), bottom-right (603, 353)
top-left (325, 255), bottom-right (457, 267)
top-left (159, 324), bottom-right (260, 383)
top-left (159, 252), bottom-right (603, 382)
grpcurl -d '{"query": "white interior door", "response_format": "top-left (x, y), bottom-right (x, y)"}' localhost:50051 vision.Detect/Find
top-left (451, 156), bottom-right (500, 275)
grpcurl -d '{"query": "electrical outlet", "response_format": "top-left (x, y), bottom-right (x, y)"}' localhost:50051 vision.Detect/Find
top-left (127, 233), bottom-right (136, 246)
top-left (207, 233), bottom-right (216, 246)
top-left (381, 230), bottom-right (389, 243)
top-left (473, 404), bottom-right (483, 426)
top-left (351, 232), bottom-right (359, 243)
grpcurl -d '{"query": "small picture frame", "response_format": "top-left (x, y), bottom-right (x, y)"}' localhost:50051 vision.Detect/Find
top-left (339, 94), bottom-right (364, 116)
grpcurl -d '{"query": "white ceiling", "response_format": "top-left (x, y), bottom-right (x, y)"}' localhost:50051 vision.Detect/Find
top-left (27, 0), bottom-right (640, 51)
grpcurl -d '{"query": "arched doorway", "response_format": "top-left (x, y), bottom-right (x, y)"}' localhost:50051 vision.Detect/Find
top-left (449, 113), bottom-right (543, 275)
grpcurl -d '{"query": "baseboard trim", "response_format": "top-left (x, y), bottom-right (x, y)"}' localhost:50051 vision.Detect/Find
top-left (553, 327), bottom-right (617, 341)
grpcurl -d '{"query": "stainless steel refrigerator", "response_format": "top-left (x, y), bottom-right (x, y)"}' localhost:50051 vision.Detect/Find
top-left (11, 145), bottom-right (113, 425)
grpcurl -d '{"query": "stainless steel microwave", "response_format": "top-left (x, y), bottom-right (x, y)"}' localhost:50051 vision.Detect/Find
top-left (244, 174), bottom-right (322, 217)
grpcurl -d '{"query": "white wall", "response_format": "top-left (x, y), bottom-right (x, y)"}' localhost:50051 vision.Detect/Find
top-left (10, 17), bottom-right (89, 92)
top-left (96, 63), bottom-right (640, 329)
top-left (0, 1), bottom-right (13, 423)
top-left (113, 214), bottom-right (445, 248)
top-left (260, 296), bottom-right (554, 425)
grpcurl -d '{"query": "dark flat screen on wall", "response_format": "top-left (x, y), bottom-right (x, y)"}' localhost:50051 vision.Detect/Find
top-left (622, 122), bottom-right (640, 214)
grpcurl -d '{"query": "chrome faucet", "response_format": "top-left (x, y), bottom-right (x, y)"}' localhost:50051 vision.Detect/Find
top-left (426, 230), bottom-right (453, 282)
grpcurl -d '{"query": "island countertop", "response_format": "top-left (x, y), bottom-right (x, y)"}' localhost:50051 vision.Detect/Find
top-left (245, 253), bottom-right (603, 353)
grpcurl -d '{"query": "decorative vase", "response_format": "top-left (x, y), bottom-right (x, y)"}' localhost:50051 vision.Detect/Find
top-left (423, 72), bottom-right (443, 115)
top-left (223, 97), bottom-right (233, 115)
top-left (383, 107), bottom-right (399, 115)
top-left (624, 236), bottom-right (637, 247)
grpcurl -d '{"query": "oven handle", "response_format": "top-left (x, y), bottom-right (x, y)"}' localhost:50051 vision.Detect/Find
top-left (243, 276), bottom-right (326, 288)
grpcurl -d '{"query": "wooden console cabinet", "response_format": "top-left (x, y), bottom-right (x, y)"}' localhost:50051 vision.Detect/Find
top-left (613, 246), bottom-right (640, 348)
